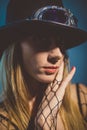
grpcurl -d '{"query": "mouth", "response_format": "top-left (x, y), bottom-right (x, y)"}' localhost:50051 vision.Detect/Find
top-left (43, 66), bottom-right (59, 74)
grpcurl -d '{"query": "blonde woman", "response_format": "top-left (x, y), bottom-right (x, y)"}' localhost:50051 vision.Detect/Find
top-left (0, 0), bottom-right (87, 130)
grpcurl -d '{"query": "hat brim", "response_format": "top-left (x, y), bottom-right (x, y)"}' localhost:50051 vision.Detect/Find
top-left (0, 19), bottom-right (87, 56)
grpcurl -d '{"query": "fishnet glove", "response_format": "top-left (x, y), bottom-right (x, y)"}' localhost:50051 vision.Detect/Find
top-left (35, 64), bottom-right (76, 130)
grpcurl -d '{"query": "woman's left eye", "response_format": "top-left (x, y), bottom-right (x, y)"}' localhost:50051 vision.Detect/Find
top-left (32, 35), bottom-right (51, 50)
top-left (40, 37), bottom-right (50, 44)
top-left (40, 37), bottom-right (51, 48)
top-left (41, 37), bottom-right (48, 42)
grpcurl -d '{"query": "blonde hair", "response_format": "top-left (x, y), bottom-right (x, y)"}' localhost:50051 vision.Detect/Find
top-left (0, 43), bottom-right (31, 130)
top-left (0, 43), bottom-right (87, 130)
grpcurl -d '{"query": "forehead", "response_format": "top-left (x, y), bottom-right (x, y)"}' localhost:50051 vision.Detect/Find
top-left (20, 31), bottom-right (66, 56)
top-left (22, 31), bottom-right (65, 49)
top-left (21, 32), bottom-right (66, 52)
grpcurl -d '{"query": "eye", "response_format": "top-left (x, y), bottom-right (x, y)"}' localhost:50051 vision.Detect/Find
top-left (40, 36), bottom-right (53, 49)
top-left (40, 36), bottom-right (50, 44)
top-left (31, 35), bottom-right (51, 50)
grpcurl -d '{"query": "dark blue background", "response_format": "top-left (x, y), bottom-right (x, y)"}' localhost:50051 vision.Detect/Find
top-left (63, 0), bottom-right (87, 85)
top-left (0, 0), bottom-right (87, 94)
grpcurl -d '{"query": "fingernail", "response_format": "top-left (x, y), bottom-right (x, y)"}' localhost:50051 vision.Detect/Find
top-left (71, 66), bottom-right (76, 70)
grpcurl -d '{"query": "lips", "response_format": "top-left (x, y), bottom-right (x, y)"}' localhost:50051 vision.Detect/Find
top-left (43, 66), bottom-right (58, 74)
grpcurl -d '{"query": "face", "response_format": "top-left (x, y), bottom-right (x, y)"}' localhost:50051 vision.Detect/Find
top-left (20, 34), bottom-right (64, 83)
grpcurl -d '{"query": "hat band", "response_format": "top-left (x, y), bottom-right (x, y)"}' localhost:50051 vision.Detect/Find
top-left (31, 6), bottom-right (78, 27)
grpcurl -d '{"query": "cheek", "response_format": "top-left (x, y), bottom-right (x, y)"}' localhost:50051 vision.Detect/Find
top-left (22, 53), bottom-right (56, 83)
top-left (21, 46), bottom-right (47, 76)
top-left (24, 53), bottom-right (46, 75)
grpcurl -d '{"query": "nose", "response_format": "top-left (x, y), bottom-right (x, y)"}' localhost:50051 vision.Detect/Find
top-left (47, 46), bottom-right (63, 64)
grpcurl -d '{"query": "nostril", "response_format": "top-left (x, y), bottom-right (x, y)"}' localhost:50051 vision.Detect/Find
top-left (48, 56), bottom-right (61, 64)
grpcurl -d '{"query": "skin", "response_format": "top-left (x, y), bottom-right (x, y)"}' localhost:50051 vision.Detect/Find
top-left (20, 34), bottom-right (64, 84)
top-left (20, 34), bottom-right (76, 129)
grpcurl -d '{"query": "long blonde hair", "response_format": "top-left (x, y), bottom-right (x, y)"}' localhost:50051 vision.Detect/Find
top-left (0, 43), bottom-right (31, 130)
top-left (0, 43), bottom-right (87, 130)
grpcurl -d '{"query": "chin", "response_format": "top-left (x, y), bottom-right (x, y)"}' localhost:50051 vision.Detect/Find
top-left (36, 74), bottom-right (55, 83)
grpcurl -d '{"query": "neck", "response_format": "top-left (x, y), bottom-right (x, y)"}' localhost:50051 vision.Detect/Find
top-left (25, 75), bottom-right (48, 117)
top-left (24, 73), bottom-right (47, 97)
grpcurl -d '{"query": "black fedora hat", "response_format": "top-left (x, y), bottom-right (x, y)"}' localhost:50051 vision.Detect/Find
top-left (0, 0), bottom-right (87, 57)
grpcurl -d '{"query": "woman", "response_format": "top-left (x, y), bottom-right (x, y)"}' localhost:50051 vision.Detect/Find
top-left (0, 0), bottom-right (87, 130)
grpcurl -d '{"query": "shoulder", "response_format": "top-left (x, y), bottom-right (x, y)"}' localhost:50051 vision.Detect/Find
top-left (70, 83), bottom-right (87, 120)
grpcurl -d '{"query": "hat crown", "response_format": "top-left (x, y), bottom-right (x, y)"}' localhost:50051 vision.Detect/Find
top-left (6, 0), bottom-right (64, 23)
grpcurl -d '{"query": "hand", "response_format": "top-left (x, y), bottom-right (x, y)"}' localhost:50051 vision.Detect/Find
top-left (35, 62), bottom-right (76, 130)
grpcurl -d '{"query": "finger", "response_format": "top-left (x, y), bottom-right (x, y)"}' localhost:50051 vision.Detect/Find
top-left (52, 62), bottom-right (64, 91)
top-left (57, 66), bottom-right (76, 99)
top-left (55, 61), bottom-right (64, 82)
top-left (62, 66), bottom-right (76, 87)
